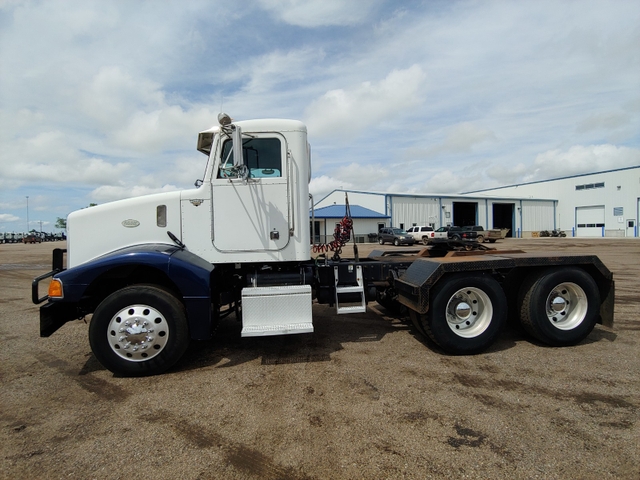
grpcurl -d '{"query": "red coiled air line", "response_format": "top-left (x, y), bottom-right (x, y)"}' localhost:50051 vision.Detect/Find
top-left (312, 215), bottom-right (353, 254)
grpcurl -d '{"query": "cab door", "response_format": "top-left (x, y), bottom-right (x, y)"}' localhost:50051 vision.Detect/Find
top-left (212, 134), bottom-right (290, 252)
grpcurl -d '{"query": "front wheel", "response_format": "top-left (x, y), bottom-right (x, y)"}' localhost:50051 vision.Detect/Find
top-left (518, 268), bottom-right (599, 346)
top-left (393, 239), bottom-right (400, 246)
top-left (418, 274), bottom-right (507, 354)
top-left (89, 285), bottom-right (189, 376)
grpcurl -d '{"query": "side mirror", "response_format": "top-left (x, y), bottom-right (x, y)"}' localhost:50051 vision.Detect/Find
top-left (231, 125), bottom-right (243, 168)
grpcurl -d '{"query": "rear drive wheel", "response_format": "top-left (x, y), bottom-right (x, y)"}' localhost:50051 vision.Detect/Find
top-left (476, 235), bottom-right (484, 243)
top-left (419, 274), bottom-right (507, 354)
top-left (89, 285), bottom-right (189, 376)
top-left (518, 268), bottom-right (599, 346)
top-left (422, 236), bottom-right (430, 245)
top-left (378, 238), bottom-right (384, 245)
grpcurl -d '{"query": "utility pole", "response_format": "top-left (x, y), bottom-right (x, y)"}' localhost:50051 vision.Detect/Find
top-left (26, 196), bottom-right (29, 232)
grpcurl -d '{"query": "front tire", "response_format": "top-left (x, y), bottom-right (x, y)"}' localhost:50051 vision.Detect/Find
top-left (89, 285), bottom-right (189, 376)
top-left (518, 268), bottom-right (599, 346)
top-left (394, 239), bottom-right (400, 246)
top-left (418, 274), bottom-right (507, 354)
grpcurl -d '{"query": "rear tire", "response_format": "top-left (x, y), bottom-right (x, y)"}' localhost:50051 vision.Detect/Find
top-left (419, 274), bottom-right (507, 354)
top-left (518, 268), bottom-right (599, 346)
top-left (89, 285), bottom-right (189, 376)
top-left (378, 238), bottom-right (384, 245)
top-left (476, 235), bottom-right (484, 243)
top-left (422, 237), bottom-right (430, 245)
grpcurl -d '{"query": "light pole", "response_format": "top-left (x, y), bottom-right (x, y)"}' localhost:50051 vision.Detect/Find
top-left (26, 196), bottom-right (29, 233)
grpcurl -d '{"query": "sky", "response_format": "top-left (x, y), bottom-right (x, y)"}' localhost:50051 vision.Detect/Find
top-left (1, 0), bottom-right (639, 233)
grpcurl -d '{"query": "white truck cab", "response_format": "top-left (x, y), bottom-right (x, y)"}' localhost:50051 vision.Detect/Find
top-left (66, 116), bottom-right (311, 268)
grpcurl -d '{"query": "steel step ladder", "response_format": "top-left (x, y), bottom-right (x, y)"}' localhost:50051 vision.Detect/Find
top-left (334, 265), bottom-right (366, 314)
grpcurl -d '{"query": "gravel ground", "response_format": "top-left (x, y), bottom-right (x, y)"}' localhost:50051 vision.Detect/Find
top-left (1, 238), bottom-right (639, 479)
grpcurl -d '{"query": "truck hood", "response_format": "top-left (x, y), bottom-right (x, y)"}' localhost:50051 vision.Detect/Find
top-left (67, 191), bottom-right (183, 268)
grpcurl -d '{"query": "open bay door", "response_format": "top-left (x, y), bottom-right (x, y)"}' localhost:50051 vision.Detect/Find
top-left (212, 132), bottom-right (291, 253)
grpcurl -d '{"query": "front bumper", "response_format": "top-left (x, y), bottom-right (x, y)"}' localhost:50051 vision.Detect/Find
top-left (32, 248), bottom-right (76, 337)
top-left (38, 301), bottom-right (81, 337)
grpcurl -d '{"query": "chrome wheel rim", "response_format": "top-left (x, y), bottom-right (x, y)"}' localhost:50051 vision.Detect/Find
top-left (445, 287), bottom-right (493, 338)
top-left (106, 304), bottom-right (169, 362)
top-left (545, 282), bottom-right (587, 330)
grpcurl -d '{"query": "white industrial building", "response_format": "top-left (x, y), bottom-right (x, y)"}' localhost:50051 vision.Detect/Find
top-left (314, 190), bottom-right (557, 239)
top-left (468, 166), bottom-right (640, 238)
top-left (312, 166), bottom-right (640, 239)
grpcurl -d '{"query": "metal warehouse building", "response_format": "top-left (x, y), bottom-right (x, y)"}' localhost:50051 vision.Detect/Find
top-left (468, 166), bottom-right (640, 238)
top-left (314, 190), bottom-right (556, 240)
top-left (312, 166), bottom-right (640, 239)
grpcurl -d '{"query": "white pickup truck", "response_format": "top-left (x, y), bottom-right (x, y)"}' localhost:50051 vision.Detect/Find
top-left (405, 226), bottom-right (434, 245)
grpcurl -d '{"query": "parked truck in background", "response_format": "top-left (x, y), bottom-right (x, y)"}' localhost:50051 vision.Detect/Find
top-left (32, 114), bottom-right (615, 376)
top-left (461, 225), bottom-right (510, 243)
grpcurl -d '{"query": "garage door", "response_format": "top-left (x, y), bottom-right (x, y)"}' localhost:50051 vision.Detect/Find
top-left (576, 206), bottom-right (604, 237)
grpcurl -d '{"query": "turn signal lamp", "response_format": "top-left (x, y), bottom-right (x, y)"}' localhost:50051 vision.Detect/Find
top-left (48, 279), bottom-right (63, 298)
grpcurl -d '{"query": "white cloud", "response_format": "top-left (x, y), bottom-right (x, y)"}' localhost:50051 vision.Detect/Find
top-left (0, 130), bottom-right (131, 187)
top-left (256, 0), bottom-right (381, 27)
top-left (527, 145), bottom-right (640, 182)
top-left (305, 65), bottom-right (426, 138)
top-left (332, 163), bottom-right (391, 190)
top-left (309, 175), bottom-right (353, 199)
top-left (438, 123), bottom-right (497, 154)
top-left (412, 123), bottom-right (498, 158)
top-left (236, 47), bottom-right (326, 95)
top-left (422, 169), bottom-right (482, 194)
top-left (78, 66), bottom-right (165, 130)
top-left (78, 67), bottom-right (218, 154)
top-left (486, 162), bottom-right (532, 187)
top-left (576, 112), bottom-right (632, 133)
top-left (0, 214), bottom-right (20, 222)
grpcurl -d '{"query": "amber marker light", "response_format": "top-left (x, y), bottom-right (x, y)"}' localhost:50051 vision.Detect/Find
top-left (48, 279), bottom-right (63, 298)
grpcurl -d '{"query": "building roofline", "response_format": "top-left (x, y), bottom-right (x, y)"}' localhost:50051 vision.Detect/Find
top-left (464, 165), bottom-right (640, 194)
top-left (315, 188), bottom-right (556, 203)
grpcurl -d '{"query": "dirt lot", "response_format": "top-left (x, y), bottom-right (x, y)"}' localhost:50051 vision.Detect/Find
top-left (1, 238), bottom-right (639, 479)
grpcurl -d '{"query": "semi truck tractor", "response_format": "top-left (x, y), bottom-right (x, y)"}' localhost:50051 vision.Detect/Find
top-left (32, 114), bottom-right (615, 376)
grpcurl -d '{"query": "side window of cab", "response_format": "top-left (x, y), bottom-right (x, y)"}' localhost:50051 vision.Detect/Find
top-left (219, 137), bottom-right (282, 178)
